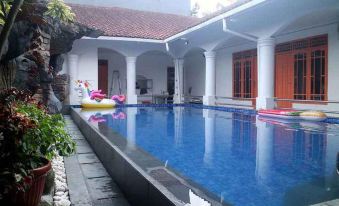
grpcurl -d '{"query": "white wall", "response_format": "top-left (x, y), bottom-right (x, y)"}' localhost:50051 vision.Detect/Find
top-left (136, 53), bottom-right (173, 95)
top-left (98, 49), bottom-right (127, 95)
top-left (65, 0), bottom-right (191, 16)
top-left (98, 49), bottom-right (173, 96)
top-left (183, 44), bottom-right (255, 106)
top-left (77, 49), bottom-right (99, 90)
top-left (184, 52), bottom-right (205, 96)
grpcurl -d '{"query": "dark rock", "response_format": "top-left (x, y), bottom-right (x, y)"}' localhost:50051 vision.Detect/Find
top-left (3, 0), bottom-right (97, 113)
top-left (50, 54), bottom-right (64, 74)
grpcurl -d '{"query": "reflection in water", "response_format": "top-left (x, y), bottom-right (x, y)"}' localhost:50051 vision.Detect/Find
top-left (174, 107), bottom-right (184, 147)
top-left (126, 108), bottom-right (137, 150)
top-left (84, 109), bottom-right (127, 123)
top-left (256, 117), bottom-right (274, 185)
top-left (204, 110), bottom-right (215, 166)
top-left (86, 107), bottom-right (339, 206)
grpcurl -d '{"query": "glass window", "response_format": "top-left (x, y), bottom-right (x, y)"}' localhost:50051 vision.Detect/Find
top-left (233, 61), bottom-right (242, 98)
top-left (311, 50), bottom-right (326, 100)
top-left (294, 53), bottom-right (307, 100)
top-left (244, 61), bottom-right (252, 98)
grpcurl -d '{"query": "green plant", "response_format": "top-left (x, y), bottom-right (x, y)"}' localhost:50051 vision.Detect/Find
top-left (17, 102), bottom-right (76, 161)
top-left (45, 0), bottom-right (75, 23)
top-left (0, 88), bottom-right (75, 203)
top-left (0, 0), bottom-right (13, 26)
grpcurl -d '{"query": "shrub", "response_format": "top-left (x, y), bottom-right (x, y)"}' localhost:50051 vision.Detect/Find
top-left (0, 88), bottom-right (75, 202)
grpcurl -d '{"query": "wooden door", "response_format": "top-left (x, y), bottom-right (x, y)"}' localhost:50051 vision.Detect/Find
top-left (275, 52), bottom-right (294, 108)
top-left (98, 60), bottom-right (108, 95)
top-left (274, 35), bottom-right (328, 108)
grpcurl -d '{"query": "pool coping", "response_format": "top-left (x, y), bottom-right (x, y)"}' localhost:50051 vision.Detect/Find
top-left (70, 107), bottom-right (227, 206)
top-left (69, 103), bottom-right (339, 124)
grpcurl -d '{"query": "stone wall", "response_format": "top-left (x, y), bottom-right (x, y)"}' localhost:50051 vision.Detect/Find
top-left (0, 0), bottom-right (97, 113)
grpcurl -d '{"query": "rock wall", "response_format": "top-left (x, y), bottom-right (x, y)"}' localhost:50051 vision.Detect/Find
top-left (1, 0), bottom-right (99, 113)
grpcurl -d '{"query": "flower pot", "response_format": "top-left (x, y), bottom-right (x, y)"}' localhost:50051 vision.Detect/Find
top-left (14, 158), bottom-right (52, 206)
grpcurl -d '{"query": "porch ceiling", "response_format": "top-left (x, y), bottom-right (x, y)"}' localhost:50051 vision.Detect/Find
top-left (224, 0), bottom-right (339, 37)
top-left (74, 0), bottom-right (338, 57)
top-left (167, 0), bottom-right (338, 53)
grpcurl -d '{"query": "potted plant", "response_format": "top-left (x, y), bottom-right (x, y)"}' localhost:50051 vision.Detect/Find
top-left (0, 88), bottom-right (75, 206)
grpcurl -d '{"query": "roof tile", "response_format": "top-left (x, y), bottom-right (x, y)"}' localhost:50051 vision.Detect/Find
top-left (69, 0), bottom-right (252, 40)
top-left (69, 4), bottom-right (201, 40)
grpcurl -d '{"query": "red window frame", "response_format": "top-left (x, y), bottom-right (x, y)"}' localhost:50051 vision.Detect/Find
top-left (232, 49), bottom-right (257, 99)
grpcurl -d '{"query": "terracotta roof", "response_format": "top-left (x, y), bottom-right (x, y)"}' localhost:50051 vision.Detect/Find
top-left (69, 4), bottom-right (201, 40)
top-left (69, 0), bottom-right (253, 40)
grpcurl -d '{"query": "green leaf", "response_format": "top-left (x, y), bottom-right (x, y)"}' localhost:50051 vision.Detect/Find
top-left (44, 0), bottom-right (75, 23)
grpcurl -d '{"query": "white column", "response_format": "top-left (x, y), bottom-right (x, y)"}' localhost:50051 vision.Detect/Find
top-left (255, 118), bottom-right (274, 185)
top-left (203, 110), bottom-right (215, 166)
top-left (174, 58), bottom-right (184, 104)
top-left (68, 54), bottom-right (79, 105)
top-left (126, 56), bottom-right (138, 104)
top-left (256, 38), bottom-right (276, 110)
top-left (203, 51), bottom-right (216, 106)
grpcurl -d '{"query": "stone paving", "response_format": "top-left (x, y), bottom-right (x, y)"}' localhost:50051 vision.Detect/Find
top-left (63, 115), bottom-right (130, 206)
top-left (311, 199), bottom-right (339, 206)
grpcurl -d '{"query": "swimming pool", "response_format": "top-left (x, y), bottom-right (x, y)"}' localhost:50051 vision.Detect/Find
top-left (81, 106), bottom-right (339, 206)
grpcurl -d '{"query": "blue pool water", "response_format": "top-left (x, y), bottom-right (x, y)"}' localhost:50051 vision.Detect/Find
top-left (86, 106), bottom-right (339, 206)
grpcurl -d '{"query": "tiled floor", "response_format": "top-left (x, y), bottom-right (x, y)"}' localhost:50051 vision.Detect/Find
top-left (63, 115), bottom-right (130, 206)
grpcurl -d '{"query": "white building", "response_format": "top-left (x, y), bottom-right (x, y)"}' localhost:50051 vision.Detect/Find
top-left (65, 0), bottom-right (339, 111)
top-left (64, 0), bottom-right (191, 16)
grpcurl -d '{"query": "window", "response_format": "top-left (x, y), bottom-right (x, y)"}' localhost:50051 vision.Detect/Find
top-left (233, 61), bottom-right (242, 98)
top-left (232, 50), bottom-right (257, 99)
top-left (310, 50), bottom-right (326, 100)
top-left (294, 53), bottom-right (307, 100)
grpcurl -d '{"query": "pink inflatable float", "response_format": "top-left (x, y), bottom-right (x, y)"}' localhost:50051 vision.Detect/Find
top-left (75, 80), bottom-right (126, 108)
top-left (111, 95), bottom-right (126, 104)
top-left (112, 111), bottom-right (127, 119)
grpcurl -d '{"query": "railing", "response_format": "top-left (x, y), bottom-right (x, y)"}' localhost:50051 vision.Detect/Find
top-left (274, 98), bottom-right (339, 114)
top-left (215, 96), bottom-right (256, 101)
top-left (275, 98), bottom-right (339, 104)
top-left (215, 96), bottom-right (255, 108)
top-left (138, 94), bottom-right (173, 104)
top-left (182, 95), bottom-right (203, 104)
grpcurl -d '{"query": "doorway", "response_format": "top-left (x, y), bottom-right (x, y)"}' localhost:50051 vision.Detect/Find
top-left (98, 60), bottom-right (108, 95)
top-left (167, 67), bottom-right (175, 102)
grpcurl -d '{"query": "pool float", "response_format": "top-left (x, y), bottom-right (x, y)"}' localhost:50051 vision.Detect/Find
top-left (299, 111), bottom-right (327, 122)
top-left (76, 80), bottom-right (116, 108)
top-left (90, 90), bottom-right (106, 101)
top-left (88, 113), bottom-right (107, 123)
top-left (111, 95), bottom-right (126, 104)
top-left (258, 109), bottom-right (301, 120)
top-left (258, 109), bottom-right (327, 122)
top-left (112, 111), bottom-right (127, 119)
